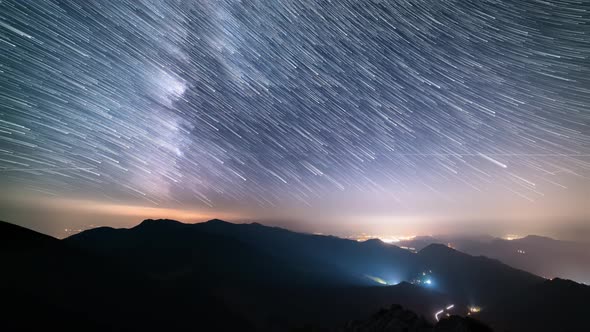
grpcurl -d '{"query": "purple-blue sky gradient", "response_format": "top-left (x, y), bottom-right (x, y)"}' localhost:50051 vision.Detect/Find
top-left (1, 1), bottom-right (589, 239)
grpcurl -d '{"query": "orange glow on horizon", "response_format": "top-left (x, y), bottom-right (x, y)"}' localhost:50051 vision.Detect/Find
top-left (42, 197), bottom-right (240, 224)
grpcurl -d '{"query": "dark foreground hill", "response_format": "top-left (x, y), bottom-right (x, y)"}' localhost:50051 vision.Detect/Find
top-left (0, 220), bottom-right (253, 332)
top-left (337, 304), bottom-right (492, 332)
top-left (478, 278), bottom-right (590, 332)
top-left (2, 219), bottom-right (590, 331)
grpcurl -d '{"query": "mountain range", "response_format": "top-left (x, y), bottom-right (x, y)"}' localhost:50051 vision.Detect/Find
top-left (397, 234), bottom-right (590, 284)
top-left (2, 218), bottom-right (589, 331)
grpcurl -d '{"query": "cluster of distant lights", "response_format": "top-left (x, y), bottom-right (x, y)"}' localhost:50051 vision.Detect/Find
top-left (502, 235), bottom-right (528, 254)
top-left (348, 234), bottom-right (417, 244)
top-left (410, 271), bottom-right (434, 287)
top-left (469, 306), bottom-right (482, 314)
top-left (62, 225), bottom-right (96, 237)
top-left (367, 269), bottom-right (484, 321)
top-left (503, 234), bottom-right (524, 241)
top-left (362, 234), bottom-right (528, 322)
top-left (365, 270), bottom-right (433, 287)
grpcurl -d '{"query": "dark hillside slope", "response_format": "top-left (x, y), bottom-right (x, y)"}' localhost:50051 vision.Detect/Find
top-left (478, 278), bottom-right (590, 332)
top-left (416, 244), bottom-right (543, 305)
top-left (0, 220), bottom-right (252, 332)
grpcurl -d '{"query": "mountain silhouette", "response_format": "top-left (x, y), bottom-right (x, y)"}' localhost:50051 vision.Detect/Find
top-left (64, 219), bottom-right (447, 329)
top-left (415, 243), bottom-right (543, 304)
top-left (2, 219), bottom-right (590, 331)
top-left (65, 219), bottom-right (542, 327)
top-left (0, 220), bottom-right (59, 250)
top-left (0, 220), bottom-right (253, 332)
top-left (68, 218), bottom-right (542, 302)
top-left (398, 234), bottom-right (590, 284)
top-left (67, 218), bottom-right (361, 287)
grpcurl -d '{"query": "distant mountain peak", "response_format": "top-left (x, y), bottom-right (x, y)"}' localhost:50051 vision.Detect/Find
top-left (419, 243), bottom-right (456, 254)
top-left (521, 234), bottom-right (556, 242)
top-left (204, 218), bottom-right (231, 225)
top-left (136, 219), bottom-right (183, 228)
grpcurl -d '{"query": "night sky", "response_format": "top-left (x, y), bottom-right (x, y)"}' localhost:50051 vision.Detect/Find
top-left (1, 1), bottom-right (589, 239)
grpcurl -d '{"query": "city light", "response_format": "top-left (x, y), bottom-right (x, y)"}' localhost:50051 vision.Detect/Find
top-left (503, 234), bottom-right (524, 241)
top-left (364, 274), bottom-right (388, 285)
top-left (411, 270), bottom-right (434, 287)
top-left (347, 234), bottom-right (417, 243)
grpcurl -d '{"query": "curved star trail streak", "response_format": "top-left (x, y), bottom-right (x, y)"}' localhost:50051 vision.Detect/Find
top-left (0, 1), bottom-right (589, 229)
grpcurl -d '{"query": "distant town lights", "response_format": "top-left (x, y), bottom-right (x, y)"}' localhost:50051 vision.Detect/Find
top-left (503, 234), bottom-right (523, 241)
top-left (349, 234), bottom-right (416, 243)
top-left (469, 306), bottom-right (481, 313)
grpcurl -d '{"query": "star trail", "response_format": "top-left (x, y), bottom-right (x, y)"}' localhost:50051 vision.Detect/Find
top-left (0, 0), bottom-right (589, 236)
